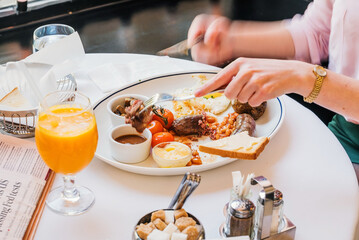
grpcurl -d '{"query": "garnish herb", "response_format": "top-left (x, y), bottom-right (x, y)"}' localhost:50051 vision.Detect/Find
top-left (152, 106), bottom-right (168, 125)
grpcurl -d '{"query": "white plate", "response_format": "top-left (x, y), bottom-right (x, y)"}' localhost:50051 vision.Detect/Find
top-left (93, 71), bottom-right (285, 176)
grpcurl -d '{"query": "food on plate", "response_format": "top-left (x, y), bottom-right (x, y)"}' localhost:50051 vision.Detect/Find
top-left (113, 97), bottom-right (139, 116)
top-left (233, 113), bottom-right (256, 136)
top-left (172, 114), bottom-right (209, 136)
top-left (147, 120), bottom-right (164, 135)
top-left (0, 87), bottom-right (31, 108)
top-left (117, 74), bottom-right (270, 167)
top-left (114, 134), bottom-right (147, 144)
top-left (208, 112), bottom-right (238, 140)
top-left (152, 107), bottom-right (174, 129)
top-left (188, 92), bottom-right (230, 115)
top-left (173, 75), bottom-right (231, 116)
top-left (199, 131), bottom-right (269, 160)
top-left (232, 100), bottom-right (267, 120)
top-left (151, 132), bottom-right (175, 148)
top-left (124, 98), bottom-right (152, 133)
top-left (136, 209), bottom-right (201, 240)
top-left (152, 142), bottom-right (192, 168)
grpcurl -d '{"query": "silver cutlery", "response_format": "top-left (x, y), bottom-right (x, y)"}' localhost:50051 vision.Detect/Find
top-left (141, 89), bottom-right (225, 113)
top-left (168, 172), bottom-right (201, 210)
top-left (157, 35), bottom-right (204, 57)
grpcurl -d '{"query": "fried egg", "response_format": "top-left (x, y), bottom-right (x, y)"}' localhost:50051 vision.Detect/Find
top-left (173, 75), bottom-right (231, 116)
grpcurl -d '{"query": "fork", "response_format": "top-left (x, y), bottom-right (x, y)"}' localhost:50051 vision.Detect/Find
top-left (141, 88), bottom-right (225, 113)
top-left (57, 74), bottom-right (78, 102)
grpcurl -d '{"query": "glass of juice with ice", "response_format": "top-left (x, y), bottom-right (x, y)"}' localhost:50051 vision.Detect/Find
top-left (35, 91), bottom-right (98, 216)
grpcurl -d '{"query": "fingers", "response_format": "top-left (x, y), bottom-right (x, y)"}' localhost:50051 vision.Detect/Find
top-left (247, 90), bottom-right (267, 107)
top-left (194, 61), bottom-right (240, 97)
top-left (204, 16), bottom-right (231, 47)
top-left (224, 73), bottom-right (247, 100)
top-left (188, 14), bottom-right (218, 47)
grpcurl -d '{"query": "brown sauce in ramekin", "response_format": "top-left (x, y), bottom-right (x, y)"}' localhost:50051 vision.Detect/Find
top-left (115, 135), bottom-right (146, 144)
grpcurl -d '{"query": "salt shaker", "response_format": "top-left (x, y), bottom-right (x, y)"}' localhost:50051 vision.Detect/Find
top-left (224, 198), bottom-right (255, 237)
top-left (255, 189), bottom-right (284, 235)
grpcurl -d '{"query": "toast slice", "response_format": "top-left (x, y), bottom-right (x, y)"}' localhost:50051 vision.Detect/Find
top-left (0, 87), bottom-right (32, 108)
top-left (199, 131), bottom-right (269, 160)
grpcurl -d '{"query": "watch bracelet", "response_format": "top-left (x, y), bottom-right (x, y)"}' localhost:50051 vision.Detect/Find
top-left (303, 67), bottom-right (325, 103)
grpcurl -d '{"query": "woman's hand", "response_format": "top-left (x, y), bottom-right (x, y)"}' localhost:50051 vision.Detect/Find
top-left (187, 14), bottom-right (235, 66)
top-left (195, 57), bottom-right (314, 106)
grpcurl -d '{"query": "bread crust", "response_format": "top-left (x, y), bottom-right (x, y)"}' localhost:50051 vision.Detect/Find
top-left (199, 136), bottom-right (269, 160)
top-left (0, 87), bottom-right (19, 102)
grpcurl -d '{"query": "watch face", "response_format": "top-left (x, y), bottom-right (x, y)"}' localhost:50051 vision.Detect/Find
top-left (315, 66), bottom-right (327, 77)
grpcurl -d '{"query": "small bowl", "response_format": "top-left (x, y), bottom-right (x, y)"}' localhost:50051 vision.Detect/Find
top-left (107, 94), bottom-right (148, 126)
top-left (133, 209), bottom-right (205, 240)
top-left (152, 142), bottom-right (192, 168)
top-left (109, 125), bottom-right (152, 164)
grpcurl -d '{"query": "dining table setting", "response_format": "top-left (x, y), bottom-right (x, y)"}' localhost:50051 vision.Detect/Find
top-left (0, 22), bottom-right (358, 240)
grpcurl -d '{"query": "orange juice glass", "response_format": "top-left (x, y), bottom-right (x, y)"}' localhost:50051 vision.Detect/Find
top-left (35, 91), bottom-right (98, 216)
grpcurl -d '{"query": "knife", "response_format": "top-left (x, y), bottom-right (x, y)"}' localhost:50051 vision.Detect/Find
top-left (157, 36), bottom-right (204, 57)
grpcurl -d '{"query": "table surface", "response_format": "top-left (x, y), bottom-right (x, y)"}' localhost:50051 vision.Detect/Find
top-left (33, 54), bottom-right (359, 240)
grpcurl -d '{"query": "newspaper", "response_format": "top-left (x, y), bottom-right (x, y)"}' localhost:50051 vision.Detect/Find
top-left (0, 134), bottom-right (50, 240)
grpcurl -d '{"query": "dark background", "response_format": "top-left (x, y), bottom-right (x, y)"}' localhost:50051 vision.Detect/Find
top-left (0, 0), bottom-right (335, 124)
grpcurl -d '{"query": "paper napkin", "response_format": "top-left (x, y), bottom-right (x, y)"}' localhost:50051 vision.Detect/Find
top-left (87, 56), bottom-right (183, 93)
top-left (0, 32), bottom-right (85, 108)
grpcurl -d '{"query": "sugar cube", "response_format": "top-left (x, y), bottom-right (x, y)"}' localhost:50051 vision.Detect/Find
top-left (171, 232), bottom-right (188, 240)
top-left (163, 222), bottom-right (178, 235)
top-left (147, 229), bottom-right (170, 240)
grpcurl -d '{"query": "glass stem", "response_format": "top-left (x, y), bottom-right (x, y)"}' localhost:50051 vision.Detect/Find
top-left (62, 175), bottom-right (80, 202)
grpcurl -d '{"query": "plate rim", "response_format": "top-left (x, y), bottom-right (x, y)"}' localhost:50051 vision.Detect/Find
top-left (93, 71), bottom-right (285, 176)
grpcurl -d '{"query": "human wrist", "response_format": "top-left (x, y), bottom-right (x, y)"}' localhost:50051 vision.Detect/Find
top-left (295, 63), bottom-right (327, 103)
top-left (227, 21), bottom-right (242, 59)
top-left (290, 62), bottom-right (316, 97)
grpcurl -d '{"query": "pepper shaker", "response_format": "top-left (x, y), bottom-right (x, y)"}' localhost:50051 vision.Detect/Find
top-left (224, 198), bottom-right (255, 237)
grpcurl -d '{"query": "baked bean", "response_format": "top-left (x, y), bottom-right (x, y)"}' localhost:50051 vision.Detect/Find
top-left (192, 158), bottom-right (202, 165)
top-left (206, 115), bottom-right (217, 123)
top-left (226, 129), bottom-right (231, 136)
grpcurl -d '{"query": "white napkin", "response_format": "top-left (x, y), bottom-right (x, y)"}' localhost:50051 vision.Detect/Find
top-left (87, 56), bottom-right (183, 93)
top-left (0, 32), bottom-right (85, 108)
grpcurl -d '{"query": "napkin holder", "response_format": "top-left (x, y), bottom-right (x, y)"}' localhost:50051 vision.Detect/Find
top-left (251, 176), bottom-right (296, 240)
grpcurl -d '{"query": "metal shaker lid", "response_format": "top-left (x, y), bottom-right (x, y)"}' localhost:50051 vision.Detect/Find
top-left (229, 198), bottom-right (255, 219)
top-left (259, 189), bottom-right (283, 206)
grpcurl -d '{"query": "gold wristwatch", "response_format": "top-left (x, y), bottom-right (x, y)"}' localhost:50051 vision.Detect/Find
top-left (304, 65), bottom-right (327, 103)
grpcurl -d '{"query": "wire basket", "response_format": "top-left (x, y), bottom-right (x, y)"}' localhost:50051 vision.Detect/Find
top-left (0, 74), bottom-right (77, 138)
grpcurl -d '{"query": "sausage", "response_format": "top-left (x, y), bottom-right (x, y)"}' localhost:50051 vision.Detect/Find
top-left (232, 113), bottom-right (256, 136)
top-left (172, 115), bottom-right (206, 136)
top-left (232, 100), bottom-right (267, 120)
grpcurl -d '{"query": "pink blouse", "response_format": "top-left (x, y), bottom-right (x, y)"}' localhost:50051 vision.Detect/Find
top-left (287, 0), bottom-right (359, 79)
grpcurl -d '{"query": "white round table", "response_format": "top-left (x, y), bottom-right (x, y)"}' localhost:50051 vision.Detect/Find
top-left (34, 54), bottom-right (359, 240)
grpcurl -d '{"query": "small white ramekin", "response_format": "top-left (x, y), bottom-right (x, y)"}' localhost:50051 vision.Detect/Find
top-left (107, 94), bottom-right (148, 126)
top-left (109, 125), bottom-right (152, 164)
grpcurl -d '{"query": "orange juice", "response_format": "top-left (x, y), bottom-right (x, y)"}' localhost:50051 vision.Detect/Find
top-left (35, 105), bottom-right (98, 174)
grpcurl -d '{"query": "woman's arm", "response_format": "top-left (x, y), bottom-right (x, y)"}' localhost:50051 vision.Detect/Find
top-left (188, 15), bottom-right (295, 66)
top-left (194, 58), bottom-right (359, 123)
top-left (188, 0), bottom-right (334, 66)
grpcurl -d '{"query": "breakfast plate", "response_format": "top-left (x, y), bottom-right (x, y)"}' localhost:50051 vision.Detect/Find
top-left (93, 71), bottom-right (285, 176)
